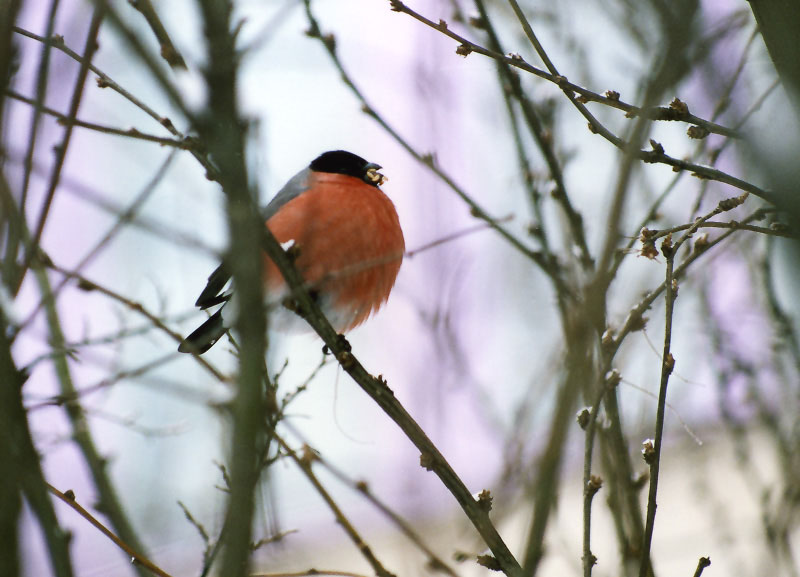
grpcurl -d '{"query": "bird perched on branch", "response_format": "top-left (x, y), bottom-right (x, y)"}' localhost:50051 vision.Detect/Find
top-left (178, 150), bottom-right (405, 354)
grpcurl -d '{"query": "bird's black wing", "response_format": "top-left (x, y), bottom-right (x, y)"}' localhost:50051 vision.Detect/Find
top-left (194, 262), bottom-right (231, 309)
top-left (191, 167), bottom-right (311, 309)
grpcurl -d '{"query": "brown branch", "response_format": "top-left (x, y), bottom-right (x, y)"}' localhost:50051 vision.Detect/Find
top-left (637, 240), bottom-right (677, 577)
top-left (644, 219), bottom-right (794, 239)
top-left (277, 437), bottom-right (396, 577)
top-left (580, 372), bottom-right (618, 577)
top-left (636, 195), bottom-right (748, 576)
top-left (692, 557), bottom-right (711, 577)
top-left (47, 484), bottom-right (172, 577)
top-left (389, 1), bottom-right (739, 139)
top-left (4, 90), bottom-right (195, 147)
top-left (11, 25), bottom-right (218, 182)
top-left (29, 8), bottom-right (105, 256)
top-left (12, 0), bottom-right (59, 251)
top-left (611, 197), bottom-right (757, 356)
top-left (252, 213), bottom-right (522, 576)
top-left (475, 0), bottom-right (591, 271)
top-left (87, 0), bottom-right (193, 123)
top-left (296, 432), bottom-right (461, 577)
top-left (389, 2), bottom-right (777, 206)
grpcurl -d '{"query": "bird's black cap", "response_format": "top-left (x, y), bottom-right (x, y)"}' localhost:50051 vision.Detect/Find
top-left (310, 150), bottom-right (380, 183)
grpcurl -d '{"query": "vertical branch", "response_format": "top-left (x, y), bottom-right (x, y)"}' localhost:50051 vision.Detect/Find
top-left (1, 165), bottom-right (151, 576)
top-left (521, 318), bottom-right (595, 577)
top-left (0, 288), bottom-right (74, 577)
top-left (581, 372), bottom-right (618, 577)
top-left (473, 0), bottom-right (577, 312)
top-left (196, 2), bottom-right (267, 576)
top-left (11, 7), bottom-right (105, 294)
top-left (637, 238), bottom-right (677, 577)
top-left (4, 0), bottom-right (60, 290)
top-left (30, 8), bottom-right (104, 255)
top-left (500, 0), bottom-right (592, 268)
top-left (34, 265), bottom-right (153, 577)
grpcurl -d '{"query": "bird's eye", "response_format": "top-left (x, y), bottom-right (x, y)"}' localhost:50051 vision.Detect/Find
top-left (365, 167), bottom-right (387, 186)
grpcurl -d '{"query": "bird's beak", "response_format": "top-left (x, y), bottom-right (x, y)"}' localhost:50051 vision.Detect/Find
top-left (364, 162), bottom-right (387, 186)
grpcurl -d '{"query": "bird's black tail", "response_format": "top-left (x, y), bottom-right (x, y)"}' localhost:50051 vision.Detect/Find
top-left (178, 310), bottom-right (226, 354)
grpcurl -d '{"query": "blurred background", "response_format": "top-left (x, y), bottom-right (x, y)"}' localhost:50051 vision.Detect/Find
top-left (3, 1), bottom-right (799, 576)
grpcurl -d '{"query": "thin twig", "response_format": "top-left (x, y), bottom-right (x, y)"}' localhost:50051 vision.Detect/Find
top-left (25, 353), bottom-right (178, 412)
top-left (692, 557), bottom-right (711, 577)
top-left (277, 437), bottom-right (396, 577)
top-left (404, 216), bottom-right (513, 258)
top-left (46, 262), bottom-right (228, 382)
top-left (88, 0), bottom-right (193, 123)
top-left (287, 427), bottom-right (461, 577)
top-left (389, 2), bottom-right (777, 206)
top-left (611, 197), bottom-right (757, 356)
top-left (638, 195), bottom-right (748, 577)
top-left (30, 8), bottom-right (105, 256)
top-left (477, 0), bottom-right (592, 270)
top-left (643, 219), bottom-right (794, 240)
top-left (389, 1), bottom-right (739, 139)
top-left (581, 375), bottom-right (615, 577)
top-left (11, 26), bottom-right (218, 181)
top-left (637, 242), bottom-right (676, 577)
top-left (15, 0), bottom-right (60, 230)
top-left (47, 484), bottom-right (173, 577)
top-left (4, 90), bottom-right (194, 147)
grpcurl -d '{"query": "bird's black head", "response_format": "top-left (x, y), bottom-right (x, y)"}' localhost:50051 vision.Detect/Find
top-left (310, 150), bottom-right (386, 187)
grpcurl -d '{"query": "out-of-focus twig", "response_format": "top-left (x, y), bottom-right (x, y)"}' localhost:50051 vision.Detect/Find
top-left (476, 0), bottom-right (592, 272)
top-left (196, 3), bottom-right (269, 577)
top-left (0, 310), bottom-right (74, 577)
top-left (29, 8), bottom-right (105, 258)
top-left (129, 0), bottom-right (187, 70)
top-left (11, 26), bottom-right (219, 182)
top-left (17, 150), bottom-right (177, 336)
top-left (4, 90), bottom-right (197, 147)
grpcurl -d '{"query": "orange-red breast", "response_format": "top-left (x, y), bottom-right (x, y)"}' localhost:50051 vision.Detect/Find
top-left (179, 150), bottom-right (405, 354)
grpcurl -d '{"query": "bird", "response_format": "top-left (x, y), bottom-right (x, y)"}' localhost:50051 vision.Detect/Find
top-left (178, 150), bottom-right (405, 354)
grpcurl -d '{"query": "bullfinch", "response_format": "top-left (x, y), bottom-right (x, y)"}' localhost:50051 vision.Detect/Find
top-left (178, 150), bottom-right (405, 354)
